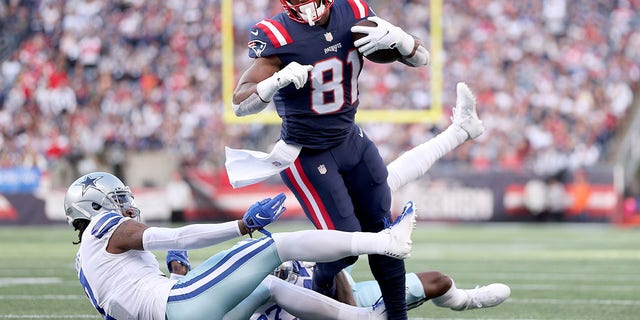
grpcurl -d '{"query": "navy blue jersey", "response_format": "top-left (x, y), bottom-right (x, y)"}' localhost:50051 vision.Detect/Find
top-left (247, 0), bottom-right (374, 149)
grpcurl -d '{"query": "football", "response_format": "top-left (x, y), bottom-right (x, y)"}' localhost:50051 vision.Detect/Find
top-left (352, 19), bottom-right (402, 64)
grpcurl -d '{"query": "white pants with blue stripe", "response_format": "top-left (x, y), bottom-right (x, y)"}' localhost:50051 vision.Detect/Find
top-left (165, 237), bottom-right (281, 320)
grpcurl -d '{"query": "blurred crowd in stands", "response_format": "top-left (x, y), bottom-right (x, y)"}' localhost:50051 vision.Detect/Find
top-left (0, 0), bottom-right (638, 188)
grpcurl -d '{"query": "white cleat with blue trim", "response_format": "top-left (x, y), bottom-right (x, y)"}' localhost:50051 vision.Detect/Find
top-left (382, 201), bottom-right (417, 259)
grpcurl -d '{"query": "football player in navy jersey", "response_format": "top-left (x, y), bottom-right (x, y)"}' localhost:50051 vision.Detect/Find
top-left (231, 1), bottom-right (431, 319)
top-left (197, 80), bottom-right (502, 319)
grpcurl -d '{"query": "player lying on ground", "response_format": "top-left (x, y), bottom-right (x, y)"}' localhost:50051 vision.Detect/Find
top-left (66, 172), bottom-right (416, 320)
top-left (165, 255), bottom-right (510, 320)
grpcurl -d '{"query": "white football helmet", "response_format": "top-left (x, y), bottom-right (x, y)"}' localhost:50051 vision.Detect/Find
top-left (64, 172), bottom-right (140, 225)
top-left (280, 0), bottom-right (334, 26)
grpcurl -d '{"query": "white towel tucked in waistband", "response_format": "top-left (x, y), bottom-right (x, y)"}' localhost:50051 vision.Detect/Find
top-left (225, 140), bottom-right (302, 189)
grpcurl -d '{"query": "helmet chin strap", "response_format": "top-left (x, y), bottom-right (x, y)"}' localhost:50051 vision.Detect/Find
top-left (299, 2), bottom-right (325, 26)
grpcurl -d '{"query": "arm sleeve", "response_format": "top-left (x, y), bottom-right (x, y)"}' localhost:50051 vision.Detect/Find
top-left (232, 92), bottom-right (270, 116)
top-left (399, 44), bottom-right (430, 67)
top-left (142, 221), bottom-right (241, 251)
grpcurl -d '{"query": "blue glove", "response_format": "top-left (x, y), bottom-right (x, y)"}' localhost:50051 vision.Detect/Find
top-left (243, 192), bottom-right (287, 237)
top-left (166, 250), bottom-right (190, 273)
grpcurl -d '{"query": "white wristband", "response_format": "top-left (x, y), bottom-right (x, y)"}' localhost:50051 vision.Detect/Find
top-left (397, 32), bottom-right (416, 57)
top-left (400, 45), bottom-right (430, 67)
top-left (256, 75), bottom-right (280, 102)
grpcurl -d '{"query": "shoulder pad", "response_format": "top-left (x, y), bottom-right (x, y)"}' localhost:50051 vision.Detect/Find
top-left (91, 212), bottom-right (124, 239)
top-left (254, 19), bottom-right (293, 48)
top-left (345, 0), bottom-right (371, 20)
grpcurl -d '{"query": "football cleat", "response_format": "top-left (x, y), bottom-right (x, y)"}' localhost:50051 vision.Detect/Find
top-left (453, 283), bottom-right (511, 311)
top-left (382, 201), bottom-right (417, 259)
top-left (451, 82), bottom-right (485, 140)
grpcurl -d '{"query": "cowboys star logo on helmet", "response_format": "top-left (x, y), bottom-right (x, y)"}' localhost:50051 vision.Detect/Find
top-left (79, 175), bottom-right (102, 196)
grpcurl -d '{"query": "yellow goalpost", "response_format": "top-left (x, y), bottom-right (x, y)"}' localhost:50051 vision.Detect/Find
top-left (221, 0), bottom-right (443, 124)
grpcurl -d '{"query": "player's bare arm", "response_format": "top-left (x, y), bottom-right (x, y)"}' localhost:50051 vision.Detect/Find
top-left (232, 56), bottom-right (313, 116)
top-left (107, 219), bottom-right (148, 253)
top-left (233, 56), bottom-right (282, 104)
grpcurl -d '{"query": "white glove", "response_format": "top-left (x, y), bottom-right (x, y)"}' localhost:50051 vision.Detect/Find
top-left (351, 16), bottom-right (415, 57)
top-left (256, 62), bottom-right (313, 102)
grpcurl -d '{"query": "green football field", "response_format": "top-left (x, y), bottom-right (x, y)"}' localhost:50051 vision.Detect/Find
top-left (1, 221), bottom-right (639, 319)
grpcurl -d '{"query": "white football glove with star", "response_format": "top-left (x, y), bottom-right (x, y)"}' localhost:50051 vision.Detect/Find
top-left (351, 16), bottom-right (416, 57)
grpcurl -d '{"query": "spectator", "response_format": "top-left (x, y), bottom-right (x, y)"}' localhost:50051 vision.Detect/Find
top-left (567, 168), bottom-right (592, 222)
top-left (0, 0), bottom-right (636, 184)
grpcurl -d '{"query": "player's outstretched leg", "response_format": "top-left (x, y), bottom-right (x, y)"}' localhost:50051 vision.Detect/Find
top-left (386, 83), bottom-right (484, 192)
top-left (272, 203), bottom-right (417, 262)
top-left (451, 283), bottom-right (511, 311)
top-left (451, 82), bottom-right (484, 140)
top-left (256, 275), bottom-right (387, 320)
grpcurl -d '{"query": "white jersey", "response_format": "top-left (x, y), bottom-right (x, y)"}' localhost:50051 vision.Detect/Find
top-left (76, 211), bottom-right (177, 320)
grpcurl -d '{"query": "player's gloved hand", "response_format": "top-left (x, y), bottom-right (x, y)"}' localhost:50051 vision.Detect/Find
top-left (275, 62), bottom-right (313, 90)
top-left (351, 16), bottom-right (415, 57)
top-left (256, 62), bottom-right (313, 102)
top-left (243, 192), bottom-right (287, 237)
top-left (166, 250), bottom-right (190, 277)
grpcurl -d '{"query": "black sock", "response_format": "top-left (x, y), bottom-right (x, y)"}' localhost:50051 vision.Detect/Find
top-left (369, 254), bottom-right (408, 320)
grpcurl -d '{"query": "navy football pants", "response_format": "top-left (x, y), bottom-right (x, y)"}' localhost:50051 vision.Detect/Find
top-left (281, 124), bottom-right (408, 319)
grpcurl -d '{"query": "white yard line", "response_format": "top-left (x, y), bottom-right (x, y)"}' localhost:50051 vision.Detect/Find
top-left (0, 295), bottom-right (84, 300)
top-left (0, 278), bottom-right (62, 287)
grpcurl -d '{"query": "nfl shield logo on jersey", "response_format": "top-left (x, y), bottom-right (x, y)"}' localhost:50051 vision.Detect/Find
top-left (324, 32), bottom-right (333, 42)
top-left (317, 164), bottom-right (327, 175)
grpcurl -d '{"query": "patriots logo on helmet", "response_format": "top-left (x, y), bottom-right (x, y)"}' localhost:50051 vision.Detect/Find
top-left (248, 40), bottom-right (267, 58)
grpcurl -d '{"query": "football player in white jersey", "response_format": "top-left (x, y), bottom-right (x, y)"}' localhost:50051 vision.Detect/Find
top-left (66, 171), bottom-right (417, 320)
